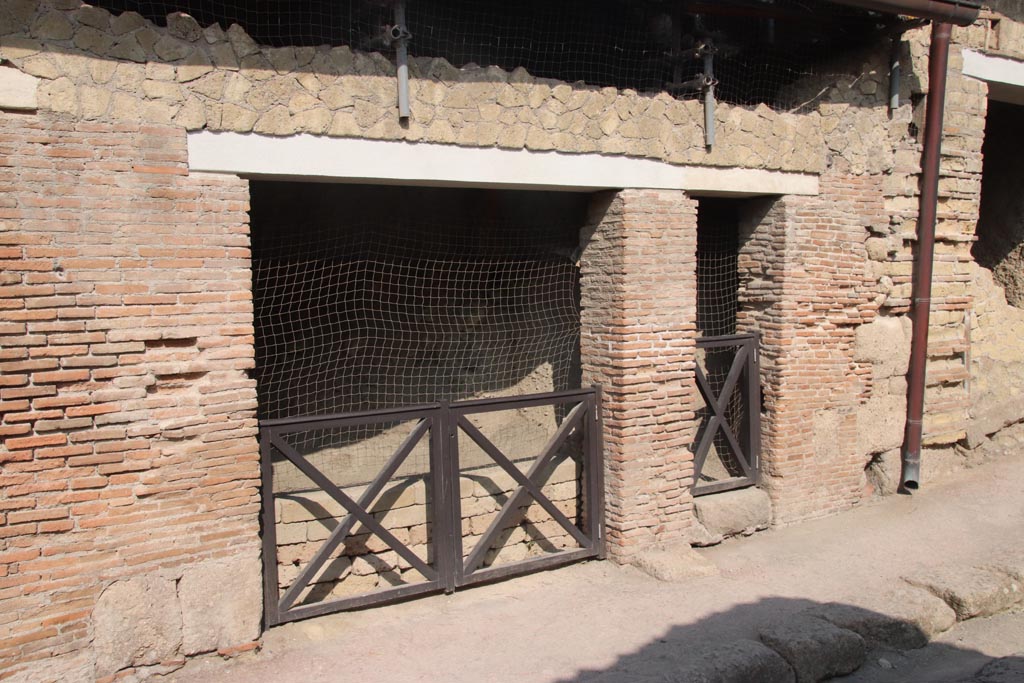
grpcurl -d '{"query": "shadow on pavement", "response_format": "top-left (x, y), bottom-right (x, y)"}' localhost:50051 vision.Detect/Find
top-left (553, 596), bottom-right (1024, 683)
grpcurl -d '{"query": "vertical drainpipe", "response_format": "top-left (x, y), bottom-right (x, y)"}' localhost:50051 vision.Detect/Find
top-left (900, 21), bottom-right (953, 491)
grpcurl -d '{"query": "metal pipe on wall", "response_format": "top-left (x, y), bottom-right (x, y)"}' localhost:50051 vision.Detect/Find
top-left (889, 34), bottom-right (902, 114)
top-left (828, 0), bottom-right (978, 26)
top-left (900, 21), bottom-right (953, 491)
top-left (393, 1), bottom-right (411, 119)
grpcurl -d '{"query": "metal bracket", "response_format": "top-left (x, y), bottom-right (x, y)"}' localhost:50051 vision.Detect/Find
top-left (393, 1), bottom-right (412, 119)
top-left (702, 47), bottom-right (718, 150)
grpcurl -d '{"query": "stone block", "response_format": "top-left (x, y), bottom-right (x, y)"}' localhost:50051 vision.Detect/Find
top-left (306, 518), bottom-right (335, 542)
top-left (92, 574), bottom-right (182, 677)
top-left (31, 11), bottom-right (74, 41)
top-left (973, 654), bottom-right (1024, 683)
top-left (275, 521), bottom-right (307, 545)
top-left (807, 585), bottom-right (956, 650)
top-left (177, 50), bottom-right (214, 83)
top-left (327, 572), bottom-right (378, 598)
top-left (153, 35), bottom-right (193, 62)
top-left (904, 566), bottom-right (1024, 620)
top-left (167, 12), bottom-right (202, 42)
top-left (487, 540), bottom-right (528, 565)
top-left (759, 615), bottom-right (866, 683)
top-left (0, 66), bottom-right (37, 110)
top-left (310, 556), bottom-right (352, 584)
top-left (461, 496), bottom-right (499, 518)
top-left (685, 520), bottom-right (725, 547)
top-left (693, 487), bottom-right (771, 538)
top-left (631, 542), bottom-right (719, 582)
top-left (227, 24), bottom-right (260, 58)
top-left (854, 315), bottom-right (912, 370)
top-left (73, 27), bottom-right (114, 54)
top-left (377, 503), bottom-right (428, 529)
top-left (110, 11), bottom-right (146, 35)
top-left (672, 639), bottom-right (795, 683)
top-left (75, 5), bottom-right (112, 30)
top-left (857, 394), bottom-right (907, 457)
top-left (179, 554), bottom-right (262, 655)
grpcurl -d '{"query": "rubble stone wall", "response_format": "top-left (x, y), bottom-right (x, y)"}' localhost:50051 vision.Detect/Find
top-left (4, 1), bottom-right (845, 174)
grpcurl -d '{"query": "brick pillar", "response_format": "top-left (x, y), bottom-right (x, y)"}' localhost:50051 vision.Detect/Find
top-left (578, 189), bottom-right (698, 562)
top-left (739, 176), bottom-right (883, 524)
top-left (0, 113), bottom-right (261, 680)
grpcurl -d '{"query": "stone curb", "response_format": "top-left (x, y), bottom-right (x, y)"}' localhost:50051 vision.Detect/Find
top-left (673, 555), bottom-right (1024, 682)
top-left (903, 564), bottom-right (1024, 621)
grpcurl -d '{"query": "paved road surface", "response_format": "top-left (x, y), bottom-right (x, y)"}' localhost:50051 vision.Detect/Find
top-left (173, 450), bottom-right (1024, 683)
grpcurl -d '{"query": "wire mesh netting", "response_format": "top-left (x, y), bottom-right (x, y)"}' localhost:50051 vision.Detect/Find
top-left (695, 200), bottom-right (751, 488)
top-left (251, 183), bottom-right (586, 492)
top-left (697, 202), bottom-right (739, 339)
top-left (92, 0), bottom-right (896, 107)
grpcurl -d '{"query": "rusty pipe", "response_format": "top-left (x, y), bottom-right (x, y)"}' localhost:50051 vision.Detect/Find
top-left (900, 21), bottom-right (952, 492)
top-left (827, 0), bottom-right (978, 26)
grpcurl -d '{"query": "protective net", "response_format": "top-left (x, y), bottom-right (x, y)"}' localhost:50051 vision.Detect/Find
top-left (251, 183), bottom-right (585, 492)
top-left (694, 199), bottom-right (750, 488)
top-left (696, 202), bottom-right (739, 339)
top-left (92, 0), bottom-right (895, 107)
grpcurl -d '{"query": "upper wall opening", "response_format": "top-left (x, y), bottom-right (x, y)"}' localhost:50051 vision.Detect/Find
top-left (90, 0), bottom-right (896, 106)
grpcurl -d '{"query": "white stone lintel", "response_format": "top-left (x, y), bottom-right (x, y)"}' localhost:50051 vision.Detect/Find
top-left (187, 131), bottom-right (819, 197)
top-left (0, 65), bottom-right (38, 111)
top-left (963, 49), bottom-right (1024, 105)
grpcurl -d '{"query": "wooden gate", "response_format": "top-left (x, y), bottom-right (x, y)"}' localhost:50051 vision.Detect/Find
top-left (692, 333), bottom-right (761, 496)
top-left (260, 388), bottom-right (603, 625)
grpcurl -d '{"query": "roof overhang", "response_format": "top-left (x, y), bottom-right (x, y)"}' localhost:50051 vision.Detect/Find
top-left (826, 0), bottom-right (979, 26)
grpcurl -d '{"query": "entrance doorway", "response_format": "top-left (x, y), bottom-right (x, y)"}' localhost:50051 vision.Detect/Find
top-left (249, 182), bottom-right (603, 623)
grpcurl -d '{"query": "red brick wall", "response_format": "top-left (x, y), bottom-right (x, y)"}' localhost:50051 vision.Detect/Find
top-left (738, 175), bottom-right (886, 523)
top-left (0, 111), bottom-right (260, 679)
top-left (579, 189), bottom-right (699, 560)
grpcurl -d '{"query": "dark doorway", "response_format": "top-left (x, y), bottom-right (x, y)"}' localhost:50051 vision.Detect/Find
top-left (974, 100), bottom-right (1024, 308)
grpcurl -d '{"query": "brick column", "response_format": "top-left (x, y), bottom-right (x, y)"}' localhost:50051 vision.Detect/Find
top-left (738, 176), bottom-right (884, 524)
top-left (578, 189), bottom-right (698, 562)
top-left (0, 113), bottom-right (261, 680)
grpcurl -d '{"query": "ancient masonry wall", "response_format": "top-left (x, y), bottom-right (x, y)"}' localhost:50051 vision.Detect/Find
top-left (0, 112), bottom-right (262, 681)
top-left (579, 190), bottom-right (699, 559)
top-left (4, 1), bottom-right (851, 174)
top-left (1, 0), bottom-right (1024, 678)
top-left (953, 6), bottom-right (1024, 466)
top-left (865, 26), bottom-right (1017, 488)
top-left (735, 174), bottom-right (886, 522)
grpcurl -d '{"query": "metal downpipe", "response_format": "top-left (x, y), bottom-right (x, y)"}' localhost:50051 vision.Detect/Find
top-left (900, 21), bottom-right (952, 492)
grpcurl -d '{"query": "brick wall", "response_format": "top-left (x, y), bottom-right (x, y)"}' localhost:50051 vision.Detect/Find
top-left (737, 175), bottom-right (886, 523)
top-left (0, 111), bottom-right (261, 681)
top-left (579, 189), bottom-right (698, 560)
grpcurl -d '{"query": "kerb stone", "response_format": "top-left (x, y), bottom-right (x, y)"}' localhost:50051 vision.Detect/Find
top-left (807, 585), bottom-right (956, 650)
top-left (631, 542), bottom-right (719, 582)
top-left (974, 653), bottom-right (1024, 683)
top-left (672, 639), bottom-right (795, 683)
top-left (904, 566), bottom-right (1024, 620)
top-left (694, 487), bottom-right (771, 538)
top-left (759, 615), bottom-right (866, 683)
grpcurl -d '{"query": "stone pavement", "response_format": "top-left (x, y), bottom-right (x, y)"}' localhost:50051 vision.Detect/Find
top-left (175, 450), bottom-right (1024, 683)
